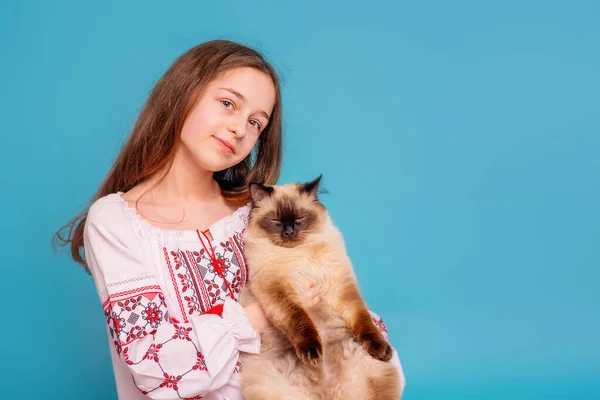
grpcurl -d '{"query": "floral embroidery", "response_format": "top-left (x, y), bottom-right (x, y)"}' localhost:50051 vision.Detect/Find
top-left (232, 230), bottom-right (247, 286)
top-left (173, 324), bottom-right (193, 341)
top-left (112, 314), bottom-right (126, 335)
top-left (161, 374), bottom-right (182, 390)
top-left (145, 344), bottom-right (161, 362)
top-left (173, 250), bottom-right (205, 320)
top-left (142, 302), bottom-right (163, 328)
top-left (230, 269), bottom-right (243, 296)
top-left (163, 232), bottom-right (248, 319)
top-left (102, 286), bottom-right (214, 398)
top-left (193, 352), bottom-right (207, 371)
top-left (372, 317), bottom-right (388, 334)
top-left (103, 287), bottom-right (165, 346)
top-left (122, 347), bottom-right (133, 365)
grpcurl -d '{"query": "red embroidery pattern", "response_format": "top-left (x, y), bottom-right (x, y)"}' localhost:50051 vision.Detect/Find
top-left (372, 317), bottom-right (388, 334)
top-left (102, 285), bottom-right (162, 309)
top-left (163, 230), bottom-right (248, 318)
top-left (100, 227), bottom-right (250, 398)
top-left (232, 230), bottom-right (247, 286)
top-left (186, 249), bottom-right (210, 312)
top-left (197, 230), bottom-right (236, 300)
top-left (172, 249), bottom-right (206, 318)
top-left (103, 287), bottom-right (211, 398)
top-left (103, 287), bottom-right (165, 347)
top-left (233, 360), bottom-right (243, 374)
top-left (164, 248), bottom-right (188, 323)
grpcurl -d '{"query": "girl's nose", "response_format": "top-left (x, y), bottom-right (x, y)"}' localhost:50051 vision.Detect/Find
top-left (227, 115), bottom-right (246, 137)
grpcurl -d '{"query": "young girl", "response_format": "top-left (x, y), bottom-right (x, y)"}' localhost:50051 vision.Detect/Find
top-left (56, 40), bottom-right (406, 399)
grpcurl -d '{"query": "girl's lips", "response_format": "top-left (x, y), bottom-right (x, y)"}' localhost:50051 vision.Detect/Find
top-left (213, 136), bottom-right (235, 154)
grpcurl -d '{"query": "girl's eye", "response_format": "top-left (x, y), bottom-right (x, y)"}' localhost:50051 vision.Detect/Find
top-left (249, 120), bottom-right (261, 130)
top-left (221, 100), bottom-right (234, 109)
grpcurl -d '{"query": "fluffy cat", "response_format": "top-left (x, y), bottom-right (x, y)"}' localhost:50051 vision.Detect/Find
top-left (239, 176), bottom-right (401, 400)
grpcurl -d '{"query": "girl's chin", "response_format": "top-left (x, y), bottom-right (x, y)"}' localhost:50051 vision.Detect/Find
top-left (197, 158), bottom-right (242, 174)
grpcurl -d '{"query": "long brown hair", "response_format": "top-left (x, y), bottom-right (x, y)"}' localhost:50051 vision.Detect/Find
top-left (54, 40), bottom-right (283, 271)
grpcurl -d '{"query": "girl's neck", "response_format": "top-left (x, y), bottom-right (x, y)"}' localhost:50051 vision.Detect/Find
top-left (146, 152), bottom-right (222, 205)
top-left (121, 151), bottom-right (238, 232)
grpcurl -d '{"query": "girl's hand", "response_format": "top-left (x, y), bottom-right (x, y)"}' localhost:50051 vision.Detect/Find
top-left (301, 282), bottom-right (321, 308)
top-left (244, 302), bottom-right (271, 334)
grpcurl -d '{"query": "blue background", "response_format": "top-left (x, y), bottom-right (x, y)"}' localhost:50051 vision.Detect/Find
top-left (1, 0), bottom-right (598, 398)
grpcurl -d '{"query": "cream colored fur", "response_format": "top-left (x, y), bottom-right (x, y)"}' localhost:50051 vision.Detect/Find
top-left (239, 183), bottom-right (400, 400)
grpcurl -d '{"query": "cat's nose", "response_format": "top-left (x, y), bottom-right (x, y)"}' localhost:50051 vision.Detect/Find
top-left (283, 224), bottom-right (295, 237)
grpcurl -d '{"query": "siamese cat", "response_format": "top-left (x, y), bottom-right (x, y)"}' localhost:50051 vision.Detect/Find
top-left (239, 176), bottom-right (401, 399)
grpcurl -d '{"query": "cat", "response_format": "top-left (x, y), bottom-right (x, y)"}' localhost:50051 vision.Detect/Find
top-left (239, 176), bottom-right (401, 400)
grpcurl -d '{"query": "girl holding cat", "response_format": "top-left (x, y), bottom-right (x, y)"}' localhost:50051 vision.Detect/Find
top-left (56, 40), bottom-right (405, 399)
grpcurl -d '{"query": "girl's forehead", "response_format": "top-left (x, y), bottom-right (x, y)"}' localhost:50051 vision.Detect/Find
top-left (210, 67), bottom-right (277, 113)
top-left (211, 67), bottom-right (272, 90)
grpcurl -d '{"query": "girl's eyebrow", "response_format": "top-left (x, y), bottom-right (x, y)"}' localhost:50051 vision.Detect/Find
top-left (219, 87), bottom-right (271, 120)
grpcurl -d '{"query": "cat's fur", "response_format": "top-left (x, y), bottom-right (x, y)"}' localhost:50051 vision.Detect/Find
top-left (239, 176), bottom-right (401, 400)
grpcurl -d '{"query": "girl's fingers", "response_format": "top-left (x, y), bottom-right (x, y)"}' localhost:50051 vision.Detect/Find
top-left (302, 282), bottom-right (320, 307)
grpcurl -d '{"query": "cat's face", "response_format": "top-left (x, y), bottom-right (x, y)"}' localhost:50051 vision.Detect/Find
top-left (248, 176), bottom-right (326, 247)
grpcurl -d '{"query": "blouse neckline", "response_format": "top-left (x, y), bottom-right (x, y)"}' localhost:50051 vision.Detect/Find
top-left (112, 192), bottom-right (251, 242)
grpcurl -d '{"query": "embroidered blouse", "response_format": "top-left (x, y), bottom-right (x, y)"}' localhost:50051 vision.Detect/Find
top-left (83, 192), bottom-right (406, 399)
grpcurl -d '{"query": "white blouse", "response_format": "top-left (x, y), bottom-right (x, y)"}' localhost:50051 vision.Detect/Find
top-left (83, 192), bottom-right (406, 399)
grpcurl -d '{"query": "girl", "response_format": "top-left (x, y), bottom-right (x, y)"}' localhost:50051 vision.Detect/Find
top-left (56, 40), bottom-right (406, 399)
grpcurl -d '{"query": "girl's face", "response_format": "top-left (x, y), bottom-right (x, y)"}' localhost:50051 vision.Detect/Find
top-left (179, 67), bottom-right (277, 173)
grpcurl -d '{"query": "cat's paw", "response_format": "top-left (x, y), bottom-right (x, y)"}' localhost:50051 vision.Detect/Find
top-left (294, 336), bottom-right (323, 365)
top-left (361, 332), bottom-right (393, 362)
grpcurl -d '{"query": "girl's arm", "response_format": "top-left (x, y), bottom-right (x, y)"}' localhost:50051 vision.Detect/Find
top-left (84, 200), bottom-right (260, 399)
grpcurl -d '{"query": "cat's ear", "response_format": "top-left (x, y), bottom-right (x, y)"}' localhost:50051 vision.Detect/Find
top-left (249, 182), bottom-right (274, 203)
top-left (300, 175), bottom-right (322, 197)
